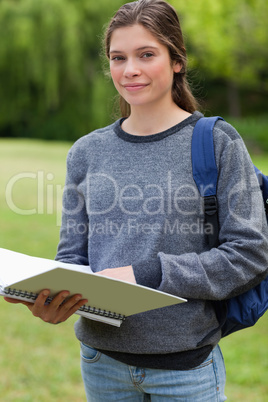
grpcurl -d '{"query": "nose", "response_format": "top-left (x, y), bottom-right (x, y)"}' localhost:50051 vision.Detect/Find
top-left (123, 58), bottom-right (141, 78)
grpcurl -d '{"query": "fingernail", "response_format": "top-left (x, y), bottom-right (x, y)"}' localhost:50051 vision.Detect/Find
top-left (43, 291), bottom-right (49, 296)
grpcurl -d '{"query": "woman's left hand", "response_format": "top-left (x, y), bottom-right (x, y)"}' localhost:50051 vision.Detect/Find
top-left (97, 265), bottom-right (136, 284)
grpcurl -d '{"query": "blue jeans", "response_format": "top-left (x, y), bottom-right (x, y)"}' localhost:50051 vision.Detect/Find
top-left (80, 343), bottom-right (227, 401)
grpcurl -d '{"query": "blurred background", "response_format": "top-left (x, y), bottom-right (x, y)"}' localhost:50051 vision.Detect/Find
top-left (0, 0), bottom-right (267, 147)
top-left (0, 1), bottom-right (267, 401)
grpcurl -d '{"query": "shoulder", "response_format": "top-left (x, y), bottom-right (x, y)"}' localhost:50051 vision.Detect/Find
top-left (64, 120), bottom-right (119, 181)
top-left (213, 118), bottom-right (242, 142)
top-left (209, 118), bottom-right (256, 182)
top-left (66, 121), bottom-right (120, 163)
top-left (192, 116), bottom-right (254, 179)
top-left (70, 121), bottom-right (119, 153)
top-left (210, 117), bottom-right (248, 161)
top-left (191, 114), bottom-right (245, 156)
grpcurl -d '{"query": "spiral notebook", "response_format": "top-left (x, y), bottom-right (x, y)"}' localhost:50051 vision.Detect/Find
top-left (0, 248), bottom-right (186, 327)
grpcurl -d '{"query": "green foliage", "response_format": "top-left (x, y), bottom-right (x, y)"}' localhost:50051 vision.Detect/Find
top-left (228, 115), bottom-right (268, 153)
top-left (0, 0), bottom-right (81, 131)
top-left (0, 0), bottom-right (124, 140)
top-left (170, 0), bottom-right (268, 118)
top-left (0, 0), bottom-right (267, 140)
top-left (172, 0), bottom-right (268, 88)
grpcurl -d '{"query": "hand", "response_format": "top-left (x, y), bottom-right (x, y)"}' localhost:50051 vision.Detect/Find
top-left (4, 290), bottom-right (88, 324)
top-left (97, 265), bottom-right (136, 284)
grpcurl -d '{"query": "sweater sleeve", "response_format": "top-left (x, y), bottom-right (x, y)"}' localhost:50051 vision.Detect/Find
top-left (55, 148), bottom-right (89, 266)
top-left (133, 122), bottom-right (268, 300)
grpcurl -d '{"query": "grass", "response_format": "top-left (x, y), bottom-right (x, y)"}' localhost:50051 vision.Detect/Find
top-left (0, 138), bottom-right (68, 256)
top-left (0, 137), bottom-right (267, 401)
top-left (220, 317), bottom-right (268, 401)
top-left (0, 138), bottom-right (86, 401)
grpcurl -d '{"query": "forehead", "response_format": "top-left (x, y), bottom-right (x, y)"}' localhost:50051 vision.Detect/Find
top-left (110, 24), bottom-right (163, 52)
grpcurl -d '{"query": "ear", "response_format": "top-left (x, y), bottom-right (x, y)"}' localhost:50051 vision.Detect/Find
top-left (173, 62), bottom-right (182, 74)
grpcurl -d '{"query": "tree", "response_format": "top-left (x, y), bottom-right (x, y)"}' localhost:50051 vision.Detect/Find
top-left (1, 0), bottom-right (267, 139)
top-left (0, 0), bottom-right (124, 140)
top-left (171, 0), bottom-right (268, 116)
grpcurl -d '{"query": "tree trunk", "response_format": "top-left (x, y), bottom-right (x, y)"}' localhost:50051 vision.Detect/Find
top-left (227, 80), bottom-right (241, 118)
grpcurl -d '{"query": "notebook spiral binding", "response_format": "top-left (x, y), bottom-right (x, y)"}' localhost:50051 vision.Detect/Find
top-left (3, 287), bottom-right (125, 321)
top-left (79, 304), bottom-right (125, 320)
top-left (4, 288), bottom-right (38, 300)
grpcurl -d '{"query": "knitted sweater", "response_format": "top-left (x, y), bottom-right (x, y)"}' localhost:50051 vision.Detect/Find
top-left (56, 111), bottom-right (268, 369)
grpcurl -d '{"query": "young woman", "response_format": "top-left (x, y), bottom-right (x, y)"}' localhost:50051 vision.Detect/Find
top-left (5, 1), bottom-right (268, 400)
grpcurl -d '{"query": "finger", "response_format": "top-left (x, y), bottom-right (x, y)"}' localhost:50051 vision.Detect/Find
top-left (30, 289), bottom-right (52, 316)
top-left (30, 290), bottom-right (69, 322)
top-left (47, 290), bottom-right (70, 309)
top-left (56, 294), bottom-right (87, 317)
top-left (64, 294), bottom-right (88, 312)
top-left (47, 296), bottom-right (88, 324)
top-left (57, 297), bottom-right (88, 323)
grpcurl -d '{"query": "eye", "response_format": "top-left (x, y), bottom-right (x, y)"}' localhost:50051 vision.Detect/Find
top-left (110, 55), bottom-right (125, 61)
top-left (142, 52), bottom-right (154, 59)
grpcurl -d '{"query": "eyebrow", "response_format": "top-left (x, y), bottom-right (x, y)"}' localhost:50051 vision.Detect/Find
top-left (110, 46), bottom-right (158, 54)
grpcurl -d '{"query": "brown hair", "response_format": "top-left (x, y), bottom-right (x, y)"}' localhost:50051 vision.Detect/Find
top-left (105, 0), bottom-right (199, 117)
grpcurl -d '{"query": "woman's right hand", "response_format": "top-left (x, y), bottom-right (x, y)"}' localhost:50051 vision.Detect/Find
top-left (4, 290), bottom-right (88, 325)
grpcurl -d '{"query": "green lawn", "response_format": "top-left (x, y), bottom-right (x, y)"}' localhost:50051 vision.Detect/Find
top-left (0, 138), bottom-right (267, 401)
top-left (0, 139), bottom-right (85, 401)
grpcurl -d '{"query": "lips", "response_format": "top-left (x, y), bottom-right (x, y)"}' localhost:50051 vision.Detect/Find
top-left (122, 83), bottom-right (149, 92)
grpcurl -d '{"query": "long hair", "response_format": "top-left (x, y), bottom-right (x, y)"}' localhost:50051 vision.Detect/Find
top-left (104, 0), bottom-right (199, 117)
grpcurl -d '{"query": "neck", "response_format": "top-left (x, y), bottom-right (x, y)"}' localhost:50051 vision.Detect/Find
top-left (122, 102), bottom-right (191, 136)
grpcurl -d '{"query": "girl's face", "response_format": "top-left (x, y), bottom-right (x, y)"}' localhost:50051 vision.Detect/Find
top-left (109, 24), bottom-right (181, 111)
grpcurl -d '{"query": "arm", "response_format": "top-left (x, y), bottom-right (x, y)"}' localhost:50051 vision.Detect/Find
top-left (132, 123), bottom-right (268, 300)
top-left (55, 148), bottom-right (90, 266)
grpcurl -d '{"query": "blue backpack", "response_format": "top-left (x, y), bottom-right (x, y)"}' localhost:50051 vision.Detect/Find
top-left (192, 116), bottom-right (268, 337)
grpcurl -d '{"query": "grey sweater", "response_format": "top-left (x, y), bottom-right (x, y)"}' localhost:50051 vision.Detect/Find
top-left (56, 111), bottom-right (268, 369)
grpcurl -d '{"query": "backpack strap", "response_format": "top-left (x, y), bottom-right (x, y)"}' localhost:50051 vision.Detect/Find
top-left (254, 166), bottom-right (268, 217)
top-left (192, 116), bottom-right (268, 337)
top-left (191, 116), bottom-right (224, 248)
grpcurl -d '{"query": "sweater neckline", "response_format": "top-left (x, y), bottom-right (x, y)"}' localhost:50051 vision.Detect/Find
top-left (114, 111), bottom-right (202, 143)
